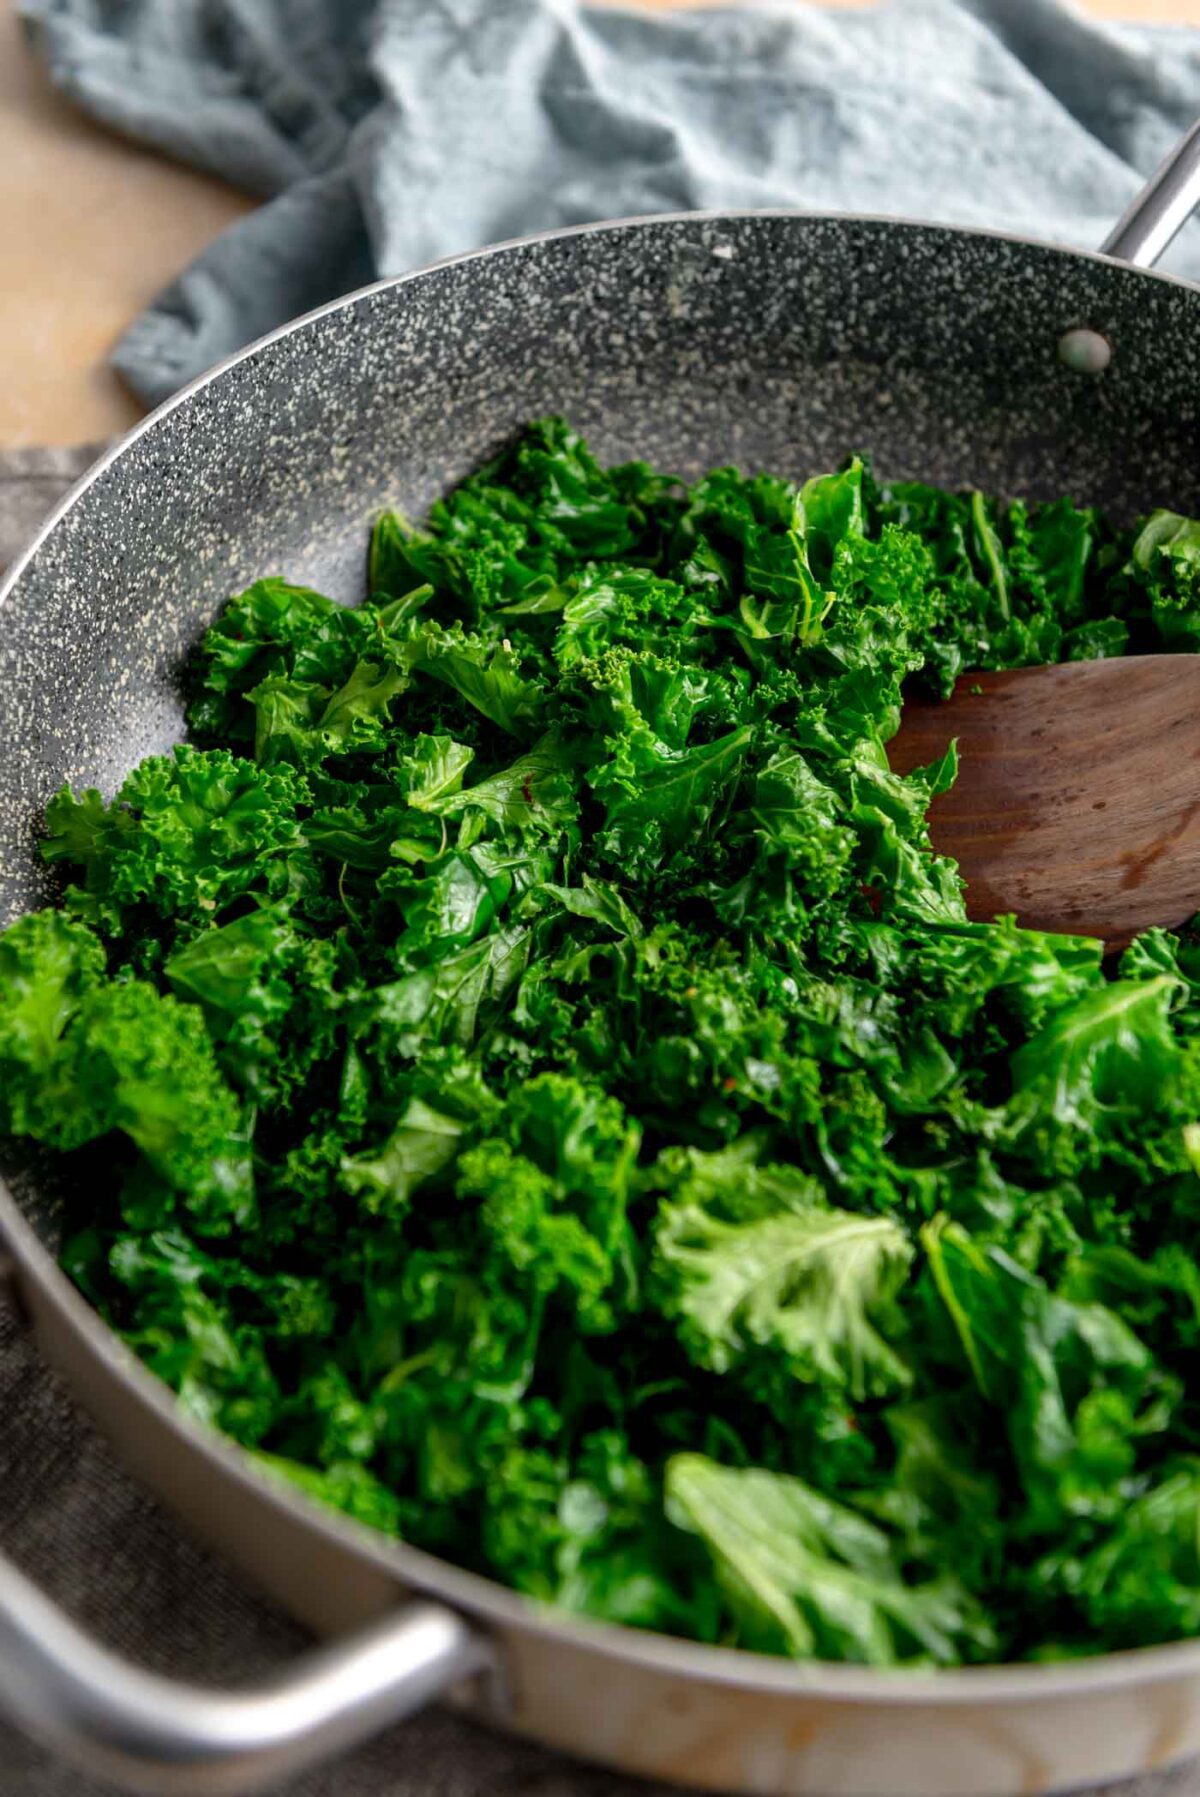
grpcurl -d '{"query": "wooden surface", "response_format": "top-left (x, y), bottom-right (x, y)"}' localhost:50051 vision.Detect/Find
top-left (0, 1), bottom-right (254, 446)
top-left (1, 0), bottom-right (1199, 448)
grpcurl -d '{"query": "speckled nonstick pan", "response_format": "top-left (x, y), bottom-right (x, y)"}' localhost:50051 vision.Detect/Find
top-left (2, 125), bottom-right (1200, 1797)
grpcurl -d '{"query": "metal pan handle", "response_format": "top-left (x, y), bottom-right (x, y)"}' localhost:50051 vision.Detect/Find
top-left (0, 1264), bottom-right (499, 1792)
top-left (0, 1548), bottom-right (496, 1794)
top-left (1100, 117), bottom-right (1200, 269)
top-left (0, 1552), bottom-right (495, 1789)
top-left (0, 1251), bottom-right (498, 1791)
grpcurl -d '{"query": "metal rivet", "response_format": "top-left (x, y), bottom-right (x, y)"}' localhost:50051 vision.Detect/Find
top-left (1058, 326), bottom-right (1112, 374)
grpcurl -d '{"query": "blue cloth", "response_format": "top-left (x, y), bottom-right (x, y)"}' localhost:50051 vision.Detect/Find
top-left (20, 0), bottom-right (1200, 409)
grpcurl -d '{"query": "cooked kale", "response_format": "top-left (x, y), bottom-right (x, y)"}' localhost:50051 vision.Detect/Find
top-left (6, 417), bottom-right (1200, 1665)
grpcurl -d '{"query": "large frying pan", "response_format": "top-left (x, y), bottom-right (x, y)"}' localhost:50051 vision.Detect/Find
top-left (3, 121), bottom-right (1200, 1797)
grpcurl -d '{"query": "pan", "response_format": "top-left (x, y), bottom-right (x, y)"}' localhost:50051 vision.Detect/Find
top-left (2, 118), bottom-right (1200, 1797)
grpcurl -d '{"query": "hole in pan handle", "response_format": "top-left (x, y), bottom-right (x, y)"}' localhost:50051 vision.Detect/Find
top-left (0, 1265), bottom-right (500, 1796)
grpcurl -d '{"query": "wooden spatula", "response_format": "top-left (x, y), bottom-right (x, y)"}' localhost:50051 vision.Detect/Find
top-left (886, 656), bottom-right (1200, 949)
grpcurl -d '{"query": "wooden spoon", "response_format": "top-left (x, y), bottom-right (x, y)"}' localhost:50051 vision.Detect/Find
top-left (886, 656), bottom-right (1200, 949)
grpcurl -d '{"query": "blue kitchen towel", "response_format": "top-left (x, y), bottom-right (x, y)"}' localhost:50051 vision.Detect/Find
top-left (19, 0), bottom-right (1200, 410)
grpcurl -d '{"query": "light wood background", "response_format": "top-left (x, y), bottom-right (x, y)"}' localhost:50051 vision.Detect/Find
top-left (1, 0), bottom-right (1197, 447)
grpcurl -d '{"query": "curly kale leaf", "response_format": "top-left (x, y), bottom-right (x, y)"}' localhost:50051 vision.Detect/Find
top-left (44, 746), bottom-right (312, 934)
top-left (2, 928), bottom-right (251, 1235)
top-left (655, 1192), bottom-right (912, 1401)
top-left (665, 1455), bottom-right (994, 1665)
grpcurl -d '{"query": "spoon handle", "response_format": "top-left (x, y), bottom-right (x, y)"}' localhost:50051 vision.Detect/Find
top-left (1101, 118), bottom-right (1200, 270)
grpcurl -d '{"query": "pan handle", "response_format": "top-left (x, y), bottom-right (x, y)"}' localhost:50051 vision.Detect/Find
top-left (1100, 117), bottom-right (1200, 269)
top-left (0, 1549), bottom-right (498, 1795)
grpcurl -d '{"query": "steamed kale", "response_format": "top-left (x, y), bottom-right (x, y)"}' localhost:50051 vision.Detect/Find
top-left (6, 417), bottom-right (1200, 1667)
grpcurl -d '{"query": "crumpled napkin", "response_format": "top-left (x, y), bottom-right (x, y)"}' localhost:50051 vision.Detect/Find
top-left (19, 0), bottom-right (1200, 409)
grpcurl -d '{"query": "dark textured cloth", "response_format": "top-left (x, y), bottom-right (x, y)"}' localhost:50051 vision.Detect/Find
top-left (1, 450), bottom-right (1198, 1797)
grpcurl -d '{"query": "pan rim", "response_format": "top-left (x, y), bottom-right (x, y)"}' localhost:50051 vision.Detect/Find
top-left (3, 205), bottom-right (1200, 1706)
top-left (3, 201), bottom-right (1197, 620)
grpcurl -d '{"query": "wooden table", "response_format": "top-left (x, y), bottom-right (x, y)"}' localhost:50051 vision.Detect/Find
top-left (1, 0), bottom-right (1197, 447)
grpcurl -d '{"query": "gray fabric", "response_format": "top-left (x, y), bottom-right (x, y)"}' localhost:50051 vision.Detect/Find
top-left (17, 0), bottom-right (1200, 410)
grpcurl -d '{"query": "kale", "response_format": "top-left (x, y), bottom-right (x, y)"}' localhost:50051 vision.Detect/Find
top-left (5, 417), bottom-right (1200, 1666)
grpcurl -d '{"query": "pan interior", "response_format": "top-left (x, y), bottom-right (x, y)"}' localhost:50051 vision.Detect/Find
top-left (2, 213), bottom-right (1199, 1251)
